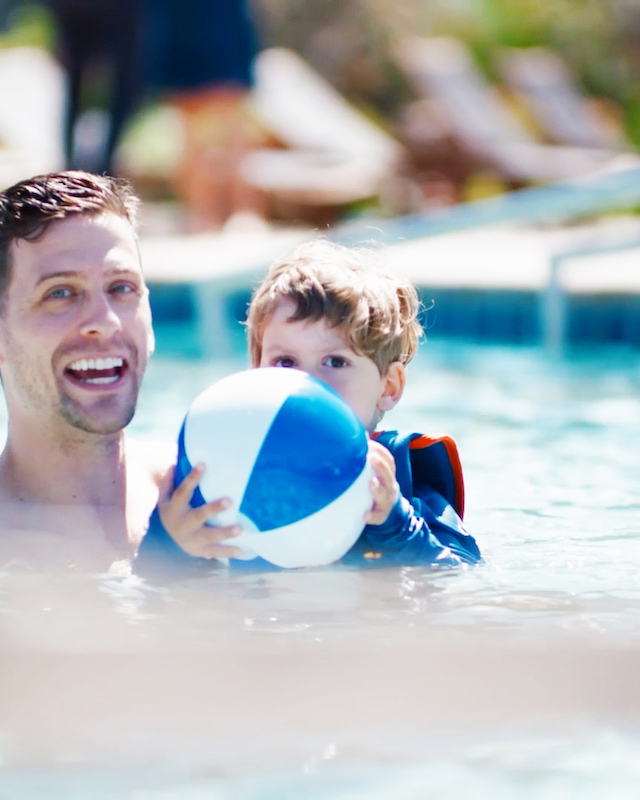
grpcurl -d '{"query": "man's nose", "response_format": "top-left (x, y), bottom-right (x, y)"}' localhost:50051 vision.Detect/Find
top-left (78, 291), bottom-right (122, 338)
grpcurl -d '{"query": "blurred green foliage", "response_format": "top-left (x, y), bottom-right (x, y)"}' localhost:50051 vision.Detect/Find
top-left (0, 2), bottom-right (54, 50)
top-left (435, 0), bottom-right (640, 145)
top-left (257, 0), bottom-right (640, 146)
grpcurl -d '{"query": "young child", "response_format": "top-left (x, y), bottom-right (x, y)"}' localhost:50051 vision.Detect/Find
top-left (136, 240), bottom-right (481, 573)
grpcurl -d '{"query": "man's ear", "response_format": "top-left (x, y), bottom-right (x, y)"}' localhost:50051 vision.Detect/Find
top-left (376, 361), bottom-right (405, 414)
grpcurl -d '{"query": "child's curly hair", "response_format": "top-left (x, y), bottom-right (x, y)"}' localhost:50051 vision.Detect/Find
top-left (247, 239), bottom-right (423, 374)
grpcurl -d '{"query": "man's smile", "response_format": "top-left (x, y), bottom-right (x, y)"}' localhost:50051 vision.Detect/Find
top-left (64, 356), bottom-right (127, 386)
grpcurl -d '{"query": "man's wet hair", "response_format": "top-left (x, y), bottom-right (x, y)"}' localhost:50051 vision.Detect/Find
top-left (0, 170), bottom-right (140, 308)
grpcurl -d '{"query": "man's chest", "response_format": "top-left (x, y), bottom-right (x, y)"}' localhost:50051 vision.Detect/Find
top-left (0, 502), bottom-right (146, 573)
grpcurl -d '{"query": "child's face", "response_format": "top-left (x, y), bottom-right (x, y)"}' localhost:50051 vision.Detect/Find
top-left (258, 299), bottom-right (403, 432)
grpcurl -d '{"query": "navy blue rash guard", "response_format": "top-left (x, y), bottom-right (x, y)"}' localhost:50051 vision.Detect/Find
top-left (135, 431), bottom-right (482, 578)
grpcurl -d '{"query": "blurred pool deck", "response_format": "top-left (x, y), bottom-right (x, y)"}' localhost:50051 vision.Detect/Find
top-left (140, 179), bottom-right (640, 359)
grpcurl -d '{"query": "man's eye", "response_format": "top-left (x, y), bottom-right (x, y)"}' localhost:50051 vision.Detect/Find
top-left (45, 286), bottom-right (73, 300)
top-left (109, 282), bottom-right (136, 295)
top-left (325, 356), bottom-right (348, 368)
top-left (273, 356), bottom-right (296, 368)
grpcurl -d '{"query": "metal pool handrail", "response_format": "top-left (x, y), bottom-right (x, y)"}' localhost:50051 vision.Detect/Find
top-left (332, 162), bottom-right (640, 246)
top-left (544, 233), bottom-right (640, 356)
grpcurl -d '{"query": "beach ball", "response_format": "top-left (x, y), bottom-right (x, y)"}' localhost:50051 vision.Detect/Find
top-left (175, 368), bottom-right (373, 568)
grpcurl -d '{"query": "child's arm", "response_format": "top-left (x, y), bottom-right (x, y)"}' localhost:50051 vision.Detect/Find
top-left (135, 464), bottom-right (243, 577)
top-left (356, 440), bottom-right (481, 567)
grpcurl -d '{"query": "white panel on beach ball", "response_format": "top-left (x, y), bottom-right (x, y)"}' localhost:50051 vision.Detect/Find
top-left (175, 368), bottom-right (372, 568)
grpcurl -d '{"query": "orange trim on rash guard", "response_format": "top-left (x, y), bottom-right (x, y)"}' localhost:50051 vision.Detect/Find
top-left (408, 435), bottom-right (465, 519)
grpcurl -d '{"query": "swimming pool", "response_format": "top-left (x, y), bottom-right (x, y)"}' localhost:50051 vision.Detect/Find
top-left (1, 340), bottom-right (639, 797)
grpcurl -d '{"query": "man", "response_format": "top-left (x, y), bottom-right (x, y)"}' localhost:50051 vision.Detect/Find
top-left (0, 170), bottom-right (173, 572)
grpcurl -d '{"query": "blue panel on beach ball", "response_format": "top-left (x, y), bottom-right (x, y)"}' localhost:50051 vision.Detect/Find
top-left (240, 377), bottom-right (368, 531)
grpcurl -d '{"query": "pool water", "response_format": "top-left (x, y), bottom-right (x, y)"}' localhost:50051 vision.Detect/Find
top-left (1, 341), bottom-right (640, 797)
top-left (134, 340), bottom-right (640, 636)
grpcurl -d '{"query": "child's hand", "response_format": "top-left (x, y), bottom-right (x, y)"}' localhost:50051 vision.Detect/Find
top-left (363, 439), bottom-right (400, 526)
top-left (158, 463), bottom-right (243, 559)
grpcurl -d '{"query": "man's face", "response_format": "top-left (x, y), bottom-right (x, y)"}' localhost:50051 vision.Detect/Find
top-left (0, 212), bottom-right (154, 437)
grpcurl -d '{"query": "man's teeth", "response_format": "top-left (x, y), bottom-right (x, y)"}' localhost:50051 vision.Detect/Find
top-left (68, 357), bottom-right (123, 371)
top-left (67, 356), bottom-right (124, 384)
top-left (86, 376), bottom-right (118, 384)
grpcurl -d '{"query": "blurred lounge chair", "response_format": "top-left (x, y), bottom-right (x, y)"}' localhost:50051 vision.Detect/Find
top-left (394, 36), bottom-right (635, 187)
top-left (241, 47), bottom-right (404, 222)
top-left (497, 46), bottom-right (628, 151)
top-left (0, 46), bottom-right (65, 188)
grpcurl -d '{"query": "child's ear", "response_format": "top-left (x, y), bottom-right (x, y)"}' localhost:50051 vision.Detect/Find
top-left (376, 361), bottom-right (405, 414)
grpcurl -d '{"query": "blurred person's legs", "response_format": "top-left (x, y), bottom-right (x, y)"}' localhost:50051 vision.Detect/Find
top-left (143, 0), bottom-right (263, 230)
top-left (173, 86), bottom-right (265, 231)
top-left (102, 10), bottom-right (142, 176)
top-left (47, 0), bottom-right (142, 175)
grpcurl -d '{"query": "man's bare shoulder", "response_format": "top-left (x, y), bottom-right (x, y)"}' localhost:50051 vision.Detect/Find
top-left (125, 437), bottom-right (177, 486)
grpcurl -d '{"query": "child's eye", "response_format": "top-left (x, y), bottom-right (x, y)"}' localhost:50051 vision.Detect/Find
top-left (324, 355), bottom-right (348, 368)
top-left (272, 356), bottom-right (297, 368)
